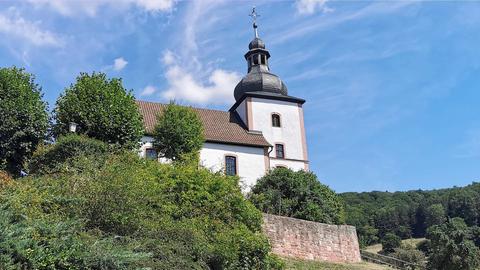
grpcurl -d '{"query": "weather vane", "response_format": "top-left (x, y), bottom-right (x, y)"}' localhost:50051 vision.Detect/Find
top-left (249, 6), bottom-right (260, 38)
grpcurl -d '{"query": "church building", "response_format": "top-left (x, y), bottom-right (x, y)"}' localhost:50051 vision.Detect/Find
top-left (137, 14), bottom-right (308, 190)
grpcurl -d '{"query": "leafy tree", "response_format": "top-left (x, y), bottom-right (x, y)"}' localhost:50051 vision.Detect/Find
top-left (249, 167), bottom-right (345, 225)
top-left (153, 102), bottom-right (204, 162)
top-left (357, 225), bottom-right (379, 248)
top-left (0, 67), bottom-right (49, 176)
top-left (53, 72), bottom-right (143, 147)
top-left (425, 203), bottom-right (446, 228)
top-left (381, 233), bottom-right (401, 254)
top-left (427, 217), bottom-right (480, 270)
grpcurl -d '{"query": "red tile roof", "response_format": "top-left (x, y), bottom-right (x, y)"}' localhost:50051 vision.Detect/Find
top-left (136, 100), bottom-right (270, 148)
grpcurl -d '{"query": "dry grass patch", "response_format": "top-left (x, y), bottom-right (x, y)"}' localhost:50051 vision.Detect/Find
top-left (283, 257), bottom-right (391, 270)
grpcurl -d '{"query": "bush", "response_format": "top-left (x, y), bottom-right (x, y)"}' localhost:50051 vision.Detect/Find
top-left (391, 247), bottom-right (426, 268)
top-left (1, 151), bottom-right (282, 269)
top-left (0, 67), bottom-right (49, 176)
top-left (29, 134), bottom-right (110, 175)
top-left (381, 233), bottom-right (401, 254)
top-left (249, 167), bottom-right (345, 225)
top-left (416, 239), bottom-right (431, 255)
top-left (53, 72), bottom-right (143, 148)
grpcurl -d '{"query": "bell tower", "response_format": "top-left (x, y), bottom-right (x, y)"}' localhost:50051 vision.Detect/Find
top-left (230, 7), bottom-right (309, 171)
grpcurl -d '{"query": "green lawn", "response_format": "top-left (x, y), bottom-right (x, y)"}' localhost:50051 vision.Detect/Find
top-left (283, 257), bottom-right (391, 270)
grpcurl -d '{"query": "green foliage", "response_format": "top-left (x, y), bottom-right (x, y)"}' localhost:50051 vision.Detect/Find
top-left (249, 167), bottom-right (345, 225)
top-left (29, 134), bottom-right (110, 175)
top-left (153, 102), bottom-right (204, 162)
top-left (357, 225), bottom-right (379, 248)
top-left (427, 217), bottom-right (480, 270)
top-left (391, 247), bottom-right (426, 269)
top-left (53, 72), bottom-right (143, 148)
top-left (0, 151), bottom-right (281, 269)
top-left (0, 67), bottom-right (49, 176)
top-left (416, 239), bottom-right (431, 256)
top-left (380, 233), bottom-right (401, 254)
top-left (424, 203), bottom-right (446, 228)
top-left (341, 182), bottom-right (480, 246)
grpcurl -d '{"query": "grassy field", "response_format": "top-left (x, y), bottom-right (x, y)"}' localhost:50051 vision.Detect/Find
top-left (283, 258), bottom-right (391, 270)
top-left (365, 238), bottom-right (426, 254)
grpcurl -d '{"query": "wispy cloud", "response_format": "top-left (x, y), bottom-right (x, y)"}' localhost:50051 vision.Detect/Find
top-left (140, 85), bottom-right (157, 96)
top-left (28, 0), bottom-right (176, 17)
top-left (157, 1), bottom-right (241, 105)
top-left (0, 12), bottom-right (63, 47)
top-left (160, 50), bottom-right (240, 104)
top-left (272, 1), bottom-right (417, 45)
top-left (295, 0), bottom-right (333, 15)
top-left (113, 57), bottom-right (128, 71)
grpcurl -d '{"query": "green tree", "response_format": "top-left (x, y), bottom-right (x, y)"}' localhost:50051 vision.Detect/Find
top-left (427, 217), bottom-right (480, 270)
top-left (381, 233), bottom-right (401, 254)
top-left (0, 67), bottom-right (49, 176)
top-left (249, 167), bottom-right (345, 224)
top-left (153, 102), bottom-right (204, 162)
top-left (425, 203), bottom-right (446, 228)
top-left (53, 72), bottom-right (143, 147)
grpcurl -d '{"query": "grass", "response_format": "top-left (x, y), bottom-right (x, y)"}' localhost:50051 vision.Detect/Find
top-left (283, 257), bottom-right (391, 270)
top-left (365, 238), bottom-right (426, 254)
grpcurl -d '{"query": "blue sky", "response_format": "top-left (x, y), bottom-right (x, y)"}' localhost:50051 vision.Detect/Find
top-left (1, 0), bottom-right (480, 192)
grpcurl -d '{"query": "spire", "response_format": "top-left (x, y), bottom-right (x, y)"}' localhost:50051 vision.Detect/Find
top-left (249, 6), bottom-right (260, 38)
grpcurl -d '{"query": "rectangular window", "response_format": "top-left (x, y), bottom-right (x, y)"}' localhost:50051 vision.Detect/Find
top-left (225, 156), bottom-right (237, 176)
top-left (275, 144), bottom-right (285, 159)
top-left (145, 148), bottom-right (157, 160)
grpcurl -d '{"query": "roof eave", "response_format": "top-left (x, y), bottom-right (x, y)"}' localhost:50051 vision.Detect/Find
top-left (229, 92), bottom-right (306, 112)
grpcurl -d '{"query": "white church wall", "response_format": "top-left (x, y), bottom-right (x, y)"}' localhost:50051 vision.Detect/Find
top-left (249, 98), bottom-right (308, 170)
top-left (200, 142), bottom-right (266, 190)
top-left (140, 137), bottom-right (267, 190)
top-left (269, 158), bottom-right (307, 171)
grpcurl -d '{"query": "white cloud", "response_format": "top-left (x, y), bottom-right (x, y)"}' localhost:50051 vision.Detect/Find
top-left (160, 55), bottom-right (240, 104)
top-left (140, 85), bottom-right (157, 96)
top-left (0, 13), bottom-right (63, 47)
top-left (157, 2), bottom-right (241, 106)
top-left (295, 0), bottom-right (333, 15)
top-left (113, 57), bottom-right (128, 71)
top-left (28, 0), bottom-right (176, 17)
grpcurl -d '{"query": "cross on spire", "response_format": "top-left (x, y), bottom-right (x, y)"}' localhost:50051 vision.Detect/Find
top-left (249, 6), bottom-right (260, 38)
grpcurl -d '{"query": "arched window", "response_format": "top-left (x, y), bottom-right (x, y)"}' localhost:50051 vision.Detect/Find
top-left (225, 155), bottom-right (237, 176)
top-left (272, 113), bottom-right (281, 127)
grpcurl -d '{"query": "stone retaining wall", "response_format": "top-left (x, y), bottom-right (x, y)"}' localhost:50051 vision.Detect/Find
top-left (262, 214), bottom-right (361, 263)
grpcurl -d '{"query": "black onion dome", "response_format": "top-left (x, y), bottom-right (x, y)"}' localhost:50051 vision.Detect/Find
top-left (249, 37), bottom-right (265, 50)
top-left (234, 67), bottom-right (288, 101)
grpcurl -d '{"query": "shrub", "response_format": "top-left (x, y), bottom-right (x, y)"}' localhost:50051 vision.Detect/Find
top-left (153, 102), bottom-right (204, 162)
top-left (416, 239), bottom-right (431, 255)
top-left (392, 247), bottom-right (426, 268)
top-left (29, 134), bottom-right (110, 175)
top-left (427, 217), bottom-right (480, 270)
top-left (2, 151), bottom-right (282, 269)
top-left (381, 233), bottom-right (401, 254)
top-left (249, 167), bottom-right (345, 224)
top-left (0, 67), bottom-right (49, 176)
top-left (53, 72), bottom-right (143, 148)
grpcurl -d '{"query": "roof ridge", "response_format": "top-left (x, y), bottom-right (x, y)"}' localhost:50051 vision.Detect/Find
top-left (135, 99), bottom-right (228, 114)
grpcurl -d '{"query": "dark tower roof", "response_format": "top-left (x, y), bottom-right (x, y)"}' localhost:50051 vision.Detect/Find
top-left (233, 8), bottom-right (296, 103)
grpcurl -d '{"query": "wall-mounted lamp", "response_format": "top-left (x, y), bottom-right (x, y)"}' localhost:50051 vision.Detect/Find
top-left (69, 122), bottom-right (77, 133)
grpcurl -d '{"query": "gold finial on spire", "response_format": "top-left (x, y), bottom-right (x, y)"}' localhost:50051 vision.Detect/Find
top-left (249, 6), bottom-right (260, 38)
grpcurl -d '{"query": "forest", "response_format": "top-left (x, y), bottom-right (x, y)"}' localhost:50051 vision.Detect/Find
top-left (341, 182), bottom-right (480, 246)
